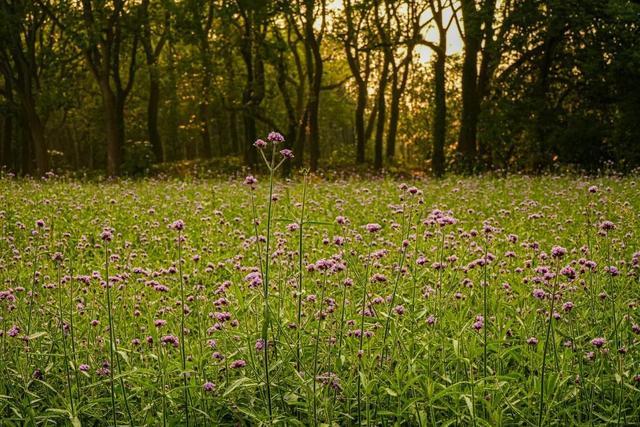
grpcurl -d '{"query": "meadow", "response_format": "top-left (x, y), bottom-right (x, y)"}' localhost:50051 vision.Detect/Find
top-left (1, 170), bottom-right (639, 425)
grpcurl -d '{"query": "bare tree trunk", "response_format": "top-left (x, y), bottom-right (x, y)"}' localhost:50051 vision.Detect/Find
top-left (457, 4), bottom-right (481, 172)
top-left (148, 69), bottom-right (163, 162)
top-left (374, 56), bottom-right (389, 170)
top-left (432, 53), bottom-right (446, 177)
top-left (100, 81), bottom-right (122, 176)
top-left (355, 84), bottom-right (367, 163)
top-left (1, 112), bottom-right (12, 169)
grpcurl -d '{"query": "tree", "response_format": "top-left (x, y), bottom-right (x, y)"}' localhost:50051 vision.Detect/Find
top-left (419, 0), bottom-right (458, 177)
top-left (141, 0), bottom-right (170, 163)
top-left (78, 0), bottom-right (142, 176)
top-left (0, 0), bottom-right (52, 174)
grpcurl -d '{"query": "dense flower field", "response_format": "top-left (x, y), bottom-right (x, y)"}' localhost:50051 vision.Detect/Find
top-left (1, 172), bottom-right (639, 425)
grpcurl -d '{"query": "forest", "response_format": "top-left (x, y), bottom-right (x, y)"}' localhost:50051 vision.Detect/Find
top-left (1, 0), bottom-right (639, 177)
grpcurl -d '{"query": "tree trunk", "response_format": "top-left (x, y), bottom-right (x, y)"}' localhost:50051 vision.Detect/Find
top-left (457, 43), bottom-right (480, 171)
top-left (166, 43), bottom-right (180, 161)
top-left (199, 97), bottom-right (212, 159)
top-left (355, 84), bottom-right (367, 164)
top-left (431, 53), bottom-right (446, 177)
top-left (457, 0), bottom-right (482, 172)
top-left (21, 97), bottom-right (49, 174)
top-left (307, 47), bottom-right (322, 172)
top-left (374, 57), bottom-right (389, 170)
top-left (1, 108), bottom-right (12, 169)
top-left (101, 81), bottom-right (122, 176)
top-left (148, 69), bottom-right (163, 162)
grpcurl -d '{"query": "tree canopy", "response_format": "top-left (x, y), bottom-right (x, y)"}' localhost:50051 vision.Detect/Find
top-left (1, 0), bottom-right (639, 176)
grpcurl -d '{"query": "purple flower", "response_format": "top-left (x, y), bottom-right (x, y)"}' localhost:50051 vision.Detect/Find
top-left (605, 266), bottom-right (619, 276)
top-left (8, 325), bottom-right (20, 337)
top-left (101, 228), bottom-right (113, 242)
top-left (36, 219), bottom-right (45, 228)
top-left (203, 381), bottom-right (215, 392)
top-left (590, 337), bottom-right (606, 348)
top-left (254, 139), bottom-right (267, 149)
top-left (599, 221), bottom-right (615, 231)
top-left (551, 246), bottom-right (567, 258)
top-left (230, 359), bottom-right (246, 369)
top-left (161, 335), bottom-right (180, 348)
top-left (365, 223), bottom-right (382, 233)
top-left (532, 288), bottom-right (545, 299)
top-left (255, 339), bottom-right (265, 351)
top-left (267, 131), bottom-right (285, 143)
top-left (527, 337), bottom-right (539, 346)
top-left (79, 364), bottom-right (90, 372)
top-left (426, 315), bottom-right (437, 325)
top-left (170, 220), bottom-right (185, 231)
top-left (280, 149), bottom-right (294, 159)
top-left (244, 175), bottom-right (257, 188)
top-left (588, 185), bottom-right (598, 193)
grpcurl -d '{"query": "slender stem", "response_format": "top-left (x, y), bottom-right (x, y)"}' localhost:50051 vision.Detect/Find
top-left (538, 260), bottom-right (560, 427)
top-left (56, 262), bottom-right (75, 415)
top-left (105, 244), bottom-right (118, 427)
top-left (296, 173), bottom-right (308, 374)
top-left (262, 166), bottom-right (275, 420)
top-left (178, 230), bottom-right (190, 426)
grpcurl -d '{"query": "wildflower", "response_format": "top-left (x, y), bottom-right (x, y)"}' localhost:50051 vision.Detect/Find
top-left (280, 149), bottom-right (294, 159)
top-left (527, 337), bottom-right (539, 346)
top-left (605, 266), bottom-right (619, 276)
top-left (230, 359), bottom-right (246, 369)
top-left (255, 339), bottom-right (265, 351)
top-left (161, 335), bottom-right (180, 348)
top-left (170, 220), bottom-right (185, 231)
top-left (244, 175), bottom-right (257, 186)
top-left (36, 219), bottom-right (45, 228)
top-left (203, 382), bottom-right (215, 392)
top-left (267, 131), bottom-right (285, 143)
top-left (532, 289), bottom-right (545, 299)
top-left (254, 139), bottom-right (267, 149)
top-left (588, 185), bottom-right (598, 193)
top-left (599, 221), bottom-right (615, 231)
top-left (101, 228), bottom-right (113, 242)
top-left (551, 246), bottom-right (567, 258)
top-left (426, 315), bottom-right (437, 325)
top-left (590, 337), bottom-right (606, 348)
top-left (393, 305), bottom-right (405, 316)
top-left (365, 223), bottom-right (382, 233)
top-left (79, 364), bottom-right (90, 372)
top-left (8, 325), bottom-right (19, 337)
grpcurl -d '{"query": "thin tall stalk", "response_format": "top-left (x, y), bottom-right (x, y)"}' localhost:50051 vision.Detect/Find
top-left (296, 172), bottom-right (308, 374)
top-left (177, 227), bottom-right (190, 426)
top-left (538, 258), bottom-right (561, 427)
top-left (250, 132), bottom-right (294, 420)
top-left (103, 236), bottom-right (118, 427)
top-left (55, 255), bottom-right (75, 416)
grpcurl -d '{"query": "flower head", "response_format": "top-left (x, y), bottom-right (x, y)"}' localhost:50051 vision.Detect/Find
top-left (267, 131), bottom-right (285, 143)
top-left (254, 139), bottom-right (267, 149)
top-left (280, 149), bottom-right (294, 159)
top-left (170, 220), bottom-right (185, 231)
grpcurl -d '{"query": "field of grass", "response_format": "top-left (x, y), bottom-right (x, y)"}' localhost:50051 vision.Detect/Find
top-left (1, 173), bottom-right (639, 426)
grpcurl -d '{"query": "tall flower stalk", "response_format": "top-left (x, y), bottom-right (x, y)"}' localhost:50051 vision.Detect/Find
top-left (538, 246), bottom-right (566, 427)
top-left (246, 132), bottom-right (294, 420)
top-left (101, 228), bottom-right (118, 426)
top-left (170, 219), bottom-right (190, 425)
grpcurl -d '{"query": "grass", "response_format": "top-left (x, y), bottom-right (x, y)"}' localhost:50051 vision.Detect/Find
top-left (0, 173), bottom-right (639, 425)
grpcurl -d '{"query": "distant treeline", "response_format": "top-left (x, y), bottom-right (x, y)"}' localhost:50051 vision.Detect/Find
top-left (1, 0), bottom-right (639, 176)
